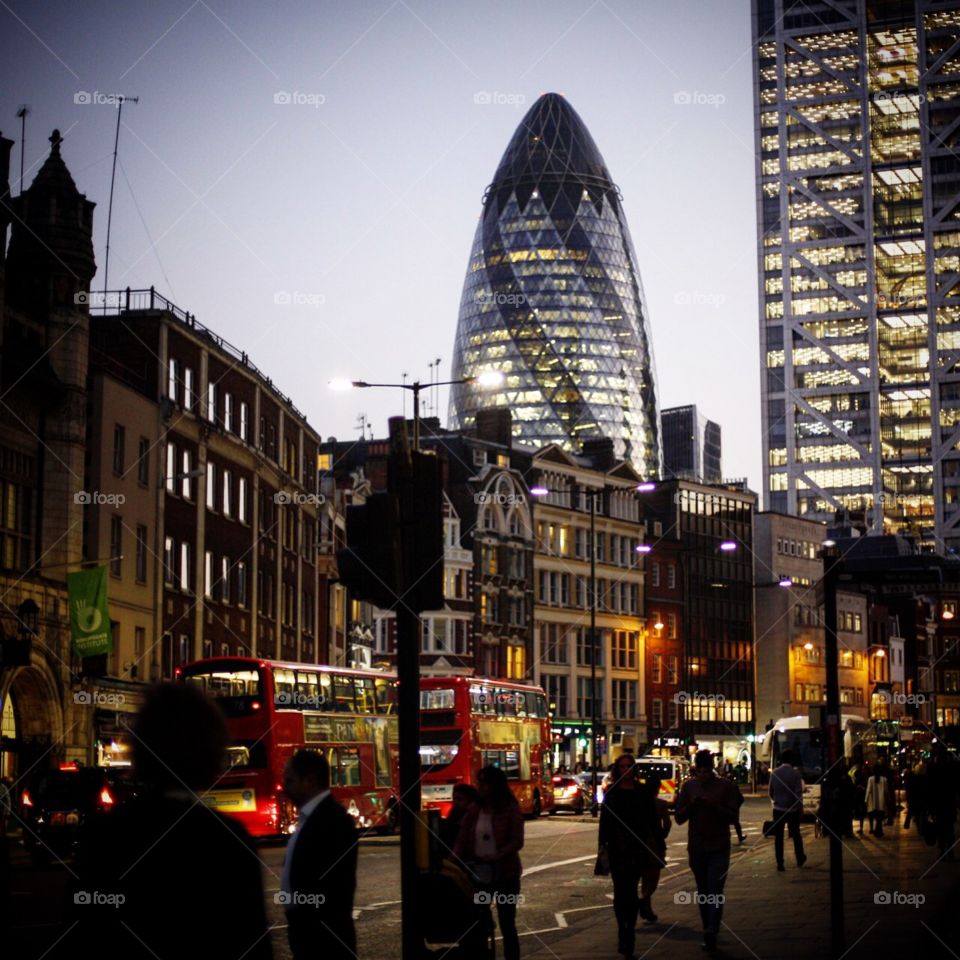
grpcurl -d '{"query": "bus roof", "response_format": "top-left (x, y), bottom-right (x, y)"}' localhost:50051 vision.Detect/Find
top-left (420, 675), bottom-right (547, 694)
top-left (179, 656), bottom-right (397, 681)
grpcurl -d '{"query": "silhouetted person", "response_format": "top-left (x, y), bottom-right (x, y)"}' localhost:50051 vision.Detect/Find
top-left (769, 748), bottom-right (807, 869)
top-left (904, 761), bottom-right (927, 832)
top-left (439, 783), bottom-right (480, 851)
top-left (56, 683), bottom-right (272, 959)
top-left (926, 742), bottom-right (959, 861)
top-left (454, 765), bottom-right (525, 960)
top-left (281, 749), bottom-right (358, 960)
top-left (675, 749), bottom-right (741, 954)
top-left (865, 767), bottom-right (889, 837)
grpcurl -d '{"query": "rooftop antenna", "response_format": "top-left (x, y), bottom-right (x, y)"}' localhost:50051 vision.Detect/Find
top-left (15, 105), bottom-right (28, 194)
top-left (103, 94), bottom-right (139, 310)
top-left (433, 355), bottom-right (441, 419)
top-left (401, 372), bottom-right (408, 418)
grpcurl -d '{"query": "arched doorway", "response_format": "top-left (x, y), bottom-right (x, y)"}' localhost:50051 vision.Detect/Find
top-left (0, 660), bottom-right (63, 789)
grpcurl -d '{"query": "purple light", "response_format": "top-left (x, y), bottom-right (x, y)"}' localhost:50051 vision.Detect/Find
top-left (635, 544), bottom-right (652, 554)
top-left (719, 541), bottom-right (737, 552)
top-left (778, 577), bottom-right (793, 588)
top-left (637, 482), bottom-right (656, 492)
top-left (529, 486), bottom-right (550, 497)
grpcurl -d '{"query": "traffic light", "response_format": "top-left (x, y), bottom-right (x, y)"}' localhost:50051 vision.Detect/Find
top-left (336, 492), bottom-right (402, 610)
top-left (403, 452), bottom-right (444, 613)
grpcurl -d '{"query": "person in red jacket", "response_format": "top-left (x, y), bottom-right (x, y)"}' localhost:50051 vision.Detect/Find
top-left (454, 765), bottom-right (525, 960)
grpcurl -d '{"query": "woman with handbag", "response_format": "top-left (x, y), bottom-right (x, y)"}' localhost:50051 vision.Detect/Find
top-left (865, 767), bottom-right (889, 837)
top-left (453, 765), bottom-right (525, 960)
top-left (598, 754), bottom-right (660, 960)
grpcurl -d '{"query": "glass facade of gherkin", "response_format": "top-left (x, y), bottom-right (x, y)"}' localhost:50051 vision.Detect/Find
top-left (449, 93), bottom-right (660, 477)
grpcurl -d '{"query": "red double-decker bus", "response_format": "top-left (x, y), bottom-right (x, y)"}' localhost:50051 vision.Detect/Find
top-left (419, 676), bottom-right (554, 818)
top-left (178, 657), bottom-right (399, 836)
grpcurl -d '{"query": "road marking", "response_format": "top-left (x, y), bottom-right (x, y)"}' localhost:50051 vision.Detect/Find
top-left (554, 912), bottom-right (568, 929)
top-left (524, 854), bottom-right (595, 876)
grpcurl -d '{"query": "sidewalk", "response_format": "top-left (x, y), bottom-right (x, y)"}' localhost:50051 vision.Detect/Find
top-left (522, 818), bottom-right (960, 960)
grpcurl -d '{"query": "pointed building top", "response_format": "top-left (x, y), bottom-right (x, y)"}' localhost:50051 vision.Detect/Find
top-left (49, 128), bottom-right (62, 153)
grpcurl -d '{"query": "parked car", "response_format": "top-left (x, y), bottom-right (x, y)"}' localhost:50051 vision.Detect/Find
top-left (21, 765), bottom-right (141, 863)
top-left (549, 775), bottom-right (589, 814)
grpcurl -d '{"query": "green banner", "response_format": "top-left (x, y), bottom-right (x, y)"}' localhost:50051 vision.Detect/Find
top-left (67, 566), bottom-right (113, 658)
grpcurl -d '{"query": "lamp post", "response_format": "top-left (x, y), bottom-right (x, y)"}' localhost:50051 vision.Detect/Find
top-left (330, 371), bottom-right (504, 451)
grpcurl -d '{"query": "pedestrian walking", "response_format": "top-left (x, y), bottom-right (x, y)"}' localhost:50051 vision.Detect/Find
top-left (56, 683), bottom-right (273, 960)
top-left (724, 772), bottom-right (746, 843)
top-left (769, 748), bottom-right (807, 869)
top-left (439, 783), bottom-right (480, 851)
top-left (454, 765), bottom-right (525, 960)
top-left (904, 761), bottom-right (927, 832)
top-left (926, 742), bottom-right (959, 862)
top-left (675, 749), bottom-right (741, 954)
top-left (643, 775), bottom-right (673, 908)
top-left (598, 755), bottom-right (661, 958)
top-left (281, 749), bottom-right (359, 960)
top-left (865, 767), bottom-right (889, 837)
top-left (850, 758), bottom-right (868, 834)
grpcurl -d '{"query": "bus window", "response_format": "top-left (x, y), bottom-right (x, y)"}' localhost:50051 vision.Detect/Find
top-left (471, 685), bottom-right (494, 714)
top-left (296, 670), bottom-right (322, 710)
top-left (333, 675), bottom-right (356, 712)
top-left (274, 668), bottom-right (296, 707)
top-left (225, 741), bottom-right (267, 769)
top-left (421, 730), bottom-right (462, 771)
top-left (338, 748), bottom-right (362, 787)
top-left (420, 688), bottom-right (456, 710)
top-left (355, 677), bottom-right (376, 714)
top-left (504, 750), bottom-right (520, 780)
top-left (376, 677), bottom-right (398, 715)
top-left (536, 693), bottom-right (548, 718)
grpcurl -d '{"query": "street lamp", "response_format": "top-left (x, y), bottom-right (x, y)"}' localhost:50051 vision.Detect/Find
top-left (330, 371), bottom-right (504, 451)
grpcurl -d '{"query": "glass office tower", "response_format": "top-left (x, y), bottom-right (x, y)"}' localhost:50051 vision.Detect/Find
top-left (753, 0), bottom-right (960, 551)
top-left (449, 92), bottom-right (660, 477)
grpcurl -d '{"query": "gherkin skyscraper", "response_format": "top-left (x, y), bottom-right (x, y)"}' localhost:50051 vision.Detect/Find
top-left (449, 93), bottom-right (660, 476)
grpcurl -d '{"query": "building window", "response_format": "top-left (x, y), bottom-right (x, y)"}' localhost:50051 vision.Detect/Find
top-left (167, 359), bottom-right (179, 402)
top-left (543, 674), bottom-right (568, 717)
top-left (237, 560), bottom-right (247, 607)
top-left (238, 477), bottom-right (248, 523)
top-left (667, 613), bottom-right (677, 639)
top-left (667, 699), bottom-right (678, 728)
top-left (179, 542), bottom-right (191, 593)
top-left (651, 562), bottom-right (660, 587)
top-left (184, 367), bottom-right (194, 410)
top-left (577, 677), bottom-right (603, 720)
top-left (112, 424), bottom-right (125, 475)
top-left (667, 655), bottom-right (679, 684)
top-left (223, 470), bottom-right (232, 518)
top-left (165, 442), bottom-right (175, 493)
top-left (576, 627), bottom-right (603, 666)
top-left (240, 402), bottom-right (249, 441)
top-left (651, 653), bottom-right (662, 683)
top-left (206, 462), bottom-right (217, 511)
top-left (204, 550), bottom-right (213, 599)
top-left (109, 516), bottom-right (122, 576)
top-left (507, 643), bottom-right (525, 680)
top-left (179, 634), bottom-right (190, 666)
top-left (220, 556), bottom-right (230, 603)
top-left (207, 382), bottom-right (217, 424)
top-left (611, 629), bottom-right (637, 670)
top-left (137, 437), bottom-right (150, 486)
top-left (135, 525), bottom-right (148, 583)
top-left (181, 450), bottom-right (193, 500)
top-left (540, 623), bottom-right (569, 664)
top-left (224, 393), bottom-right (234, 433)
top-left (163, 536), bottom-right (175, 585)
top-left (667, 564), bottom-right (676, 590)
top-left (652, 698), bottom-right (663, 727)
top-left (612, 680), bottom-right (637, 720)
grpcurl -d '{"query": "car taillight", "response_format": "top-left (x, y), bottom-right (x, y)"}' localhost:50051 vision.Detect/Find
top-left (22, 790), bottom-right (33, 808)
top-left (99, 787), bottom-right (115, 806)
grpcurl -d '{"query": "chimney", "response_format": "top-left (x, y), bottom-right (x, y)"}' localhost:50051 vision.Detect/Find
top-left (475, 407), bottom-right (512, 448)
top-left (581, 437), bottom-right (615, 471)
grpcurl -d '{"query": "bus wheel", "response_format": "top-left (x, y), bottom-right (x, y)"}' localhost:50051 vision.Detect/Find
top-left (530, 791), bottom-right (541, 819)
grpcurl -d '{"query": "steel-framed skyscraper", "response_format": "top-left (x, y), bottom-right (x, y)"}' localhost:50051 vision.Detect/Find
top-left (449, 93), bottom-right (660, 477)
top-left (753, 0), bottom-right (960, 551)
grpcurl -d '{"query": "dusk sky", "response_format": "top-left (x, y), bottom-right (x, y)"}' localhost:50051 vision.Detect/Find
top-left (2, 0), bottom-right (760, 491)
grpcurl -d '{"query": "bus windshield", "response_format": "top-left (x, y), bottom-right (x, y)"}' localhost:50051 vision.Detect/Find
top-left (420, 730), bottom-right (461, 771)
top-left (182, 666), bottom-right (263, 717)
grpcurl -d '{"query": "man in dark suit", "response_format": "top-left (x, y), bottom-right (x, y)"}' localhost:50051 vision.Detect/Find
top-left (281, 749), bottom-right (359, 960)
